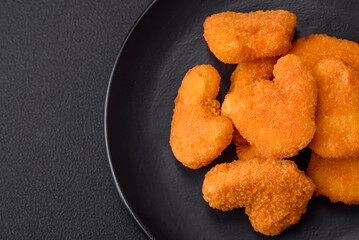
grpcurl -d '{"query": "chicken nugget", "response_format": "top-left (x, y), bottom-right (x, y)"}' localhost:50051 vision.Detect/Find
top-left (307, 152), bottom-right (359, 204)
top-left (222, 54), bottom-right (317, 159)
top-left (203, 10), bottom-right (296, 64)
top-left (170, 65), bottom-right (233, 169)
top-left (289, 34), bottom-right (359, 69)
top-left (203, 158), bottom-right (316, 236)
top-left (309, 59), bottom-right (359, 158)
top-left (223, 58), bottom-right (277, 159)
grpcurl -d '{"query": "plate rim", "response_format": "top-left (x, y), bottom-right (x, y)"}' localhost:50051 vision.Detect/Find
top-left (104, 1), bottom-right (157, 239)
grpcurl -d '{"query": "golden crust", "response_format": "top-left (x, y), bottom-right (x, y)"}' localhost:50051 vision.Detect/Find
top-left (203, 10), bottom-right (296, 64)
top-left (222, 55), bottom-right (317, 159)
top-left (223, 58), bottom-right (277, 160)
top-left (232, 128), bottom-right (261, 160)
top-left (170, 65), bottom-right (233, 169)
top-left (309, 59), bottom-right (359, 158)
top-left (307, 152), bottom-right (359, 204)
top-left (203, 158), bottom-right (316, 236)
top-left (289, 34), bottom-right (359, 69)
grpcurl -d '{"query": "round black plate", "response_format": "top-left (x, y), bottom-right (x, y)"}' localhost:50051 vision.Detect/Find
top-left (105, 0), bottom-right (359, 239)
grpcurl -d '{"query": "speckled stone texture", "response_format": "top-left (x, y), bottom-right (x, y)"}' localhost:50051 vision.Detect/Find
top-left (1, 1), bottom-right (151, 239)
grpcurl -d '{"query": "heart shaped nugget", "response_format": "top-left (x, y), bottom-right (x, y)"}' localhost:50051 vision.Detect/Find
top-left (309, 59), bottom-right (359, 158)
top-left (203, 10), bottom-right (296, 64)
top-left (222, 54), bottom-right (317, 159)
top-left (222, 58), bottom-right (277, 160)
top-left (307, 152), bottom-right (359, 204)
top-left (203, 158), bottom-right (316, 236)
top-left (170, 65), bottom-right (233, 169)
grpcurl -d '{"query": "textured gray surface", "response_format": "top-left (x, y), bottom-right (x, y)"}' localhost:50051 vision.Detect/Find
top-left (1, 1), bottom-right (151, 239)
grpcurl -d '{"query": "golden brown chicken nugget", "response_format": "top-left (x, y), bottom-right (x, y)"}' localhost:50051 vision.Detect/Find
top-left (222, 55), bottom-right (317, 159)
top-left (203, 158), bottom-right (315, 236)
top-left (307, 152), bottom-right (359, 204)
top-left (223, 58), bottom-right (277, 160)
top-left (309, 59), bottom-right (359, 158)
top-left (170, 65), bottom-right (233, 169)
top-left (289, 34), bottom-right (359, 69)
top-left (204, 10), bottom-right (296, 64)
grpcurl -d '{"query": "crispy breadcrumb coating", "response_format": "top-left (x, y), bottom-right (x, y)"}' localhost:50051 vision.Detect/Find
top-left (309, 59), bottom-right (359, 158)
top-left (203, 158), bottom-right (316, 236)
top-left (232, 128), bottom-right (261, 160)
top-left (226, 58), bottom-right (277, 91)
top-left (170, 65), bottom-right (233, 169)
top-left (222, 55), bottom-right (317, 159)
top-left (204, 10), bottom-right (296, 64)
top-left (223, 58), bottom-right (277, 160)
top-left (307, 152), bottom-right (359, 204)
top-left (289, 34), bottom-right (359, 69)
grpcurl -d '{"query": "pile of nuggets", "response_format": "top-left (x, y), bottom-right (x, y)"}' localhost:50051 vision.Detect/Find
top-left (170, 10), bottom-right (359, 236)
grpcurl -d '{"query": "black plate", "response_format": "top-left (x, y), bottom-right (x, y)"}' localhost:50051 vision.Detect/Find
top-left (105, 0), bottom-right (359, 239)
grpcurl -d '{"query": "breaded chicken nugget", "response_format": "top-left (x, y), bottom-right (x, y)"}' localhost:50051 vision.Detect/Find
top-left (309, 59), bottom-right (359, 158)
top-left (233, 128), bottom-right (260, 160)
top-left (223, 58), bottom-right (277, 159)
top-left (222, 55), bottom-right (317, 159)
top-left (203, 10), bottom-right (296, 64)
top-left (289, 34), bottom-right (359, 69)
top-left (203, 158), bottom-right (316, 236)
top-left (170, 65), bottom-right (233, 169)
top-left (307, 152), bottom-right (359, 204)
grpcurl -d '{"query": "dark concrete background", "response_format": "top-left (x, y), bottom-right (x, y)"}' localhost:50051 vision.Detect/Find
top-left (1, 0), bottom-right (152, 239)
